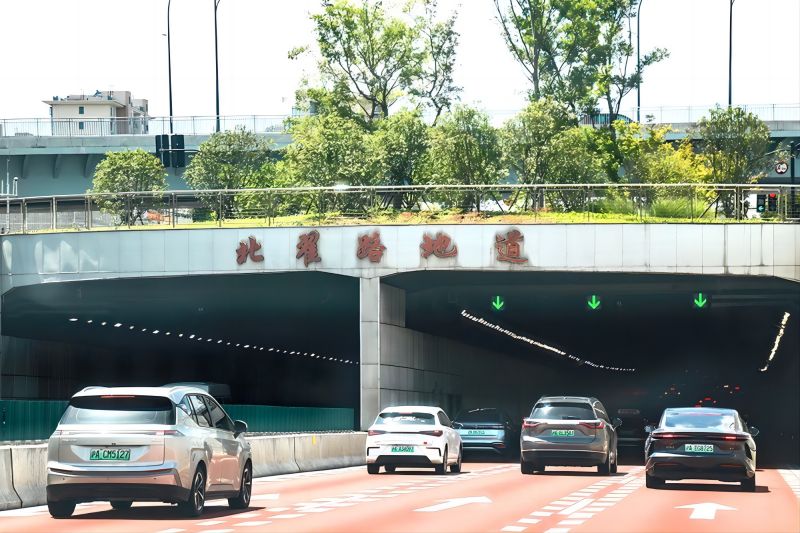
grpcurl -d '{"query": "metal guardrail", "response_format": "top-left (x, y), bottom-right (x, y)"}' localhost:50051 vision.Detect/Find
top-left (0, 184), bottom-right (797, 234)
top-left (2, 104), bottom-right (798, 138)
top-left (0, 115), bottom-right (289, 138)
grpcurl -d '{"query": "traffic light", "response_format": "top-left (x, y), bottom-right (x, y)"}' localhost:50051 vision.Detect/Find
top-left (756, 195), bottom-right (766, 213)
top-left (172, 134), bottom-right (185, 168)
top-left (767, 193), bottom-right (778, 212)
top-left (155, 134), bottom-right (170, 167)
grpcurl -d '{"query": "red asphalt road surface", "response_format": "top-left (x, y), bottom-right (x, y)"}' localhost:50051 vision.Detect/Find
top-left (0, 463), bottom-right (797, 533)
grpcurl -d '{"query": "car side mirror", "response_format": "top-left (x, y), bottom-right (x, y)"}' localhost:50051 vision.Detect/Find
top-left (233, 420), bottom-right (248, 437)
top-left (748, 426), bottom-right (759, 437)
top-left (612, 418), bottom-right (622, 429)
top-left (451, 422), bottom-right (461, 429)
top-left (644, 425), bottom-right (654, 434)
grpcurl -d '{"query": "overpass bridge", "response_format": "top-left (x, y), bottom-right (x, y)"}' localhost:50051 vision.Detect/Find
top-left (0, 186), bottom-right (797, 461)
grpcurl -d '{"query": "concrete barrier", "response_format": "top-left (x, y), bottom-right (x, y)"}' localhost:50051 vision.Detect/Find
top-left (2, 432), bottom-right (366, 510)
top-left (0, 447), bottom-right (21, 510)
top-left (10, 444), bottom-right (47, 507)
top-left (248, 435), bottom-right (299, 477)
top-left (292, 432), bottom-right (367, 472)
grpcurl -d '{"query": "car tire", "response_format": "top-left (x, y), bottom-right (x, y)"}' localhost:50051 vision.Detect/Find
top-left (228, 461), bottom-right (253, 509)
top-left (610, 450), bottom-right (618, 474)
top-left (435, 447), bottom-right (447, 475)
top-left (179, 464), bottom-right (207, 517)
top-left (47, 500), bottom-right (75, 519)
top-left (645, 472), bottom-right (665, 489)
top-left (520, 460), bottom-right (534, 475)
top-left (385, 465), bottom-right (396, 473)
top-left (533, 463), bottom-right (545, 473)
top-left (367, 464), bottom-right (380, 474)
top-left (450, 447), bottom-right (462, 473)
top-left (741, 475), bottom-right (756, 492)
top-left (597, 453), bottom-right (611, 475)
top-left (110, 500), bottom-right (133, 511)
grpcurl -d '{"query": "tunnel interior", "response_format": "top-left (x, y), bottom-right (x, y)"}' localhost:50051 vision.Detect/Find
top-left (1, 272), bottom-right (361, 411)
top-left (383, 271), bottom-right (800, 466)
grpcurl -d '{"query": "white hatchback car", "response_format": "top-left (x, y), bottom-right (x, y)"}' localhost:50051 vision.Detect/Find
top-left (46, 386), bottom-right (252, 518)
top-left (365, 406), bottom-right (462, 474)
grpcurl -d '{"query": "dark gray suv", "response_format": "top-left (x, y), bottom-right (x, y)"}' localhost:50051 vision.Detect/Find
top-left (520, 396), bottom-right (621, 475)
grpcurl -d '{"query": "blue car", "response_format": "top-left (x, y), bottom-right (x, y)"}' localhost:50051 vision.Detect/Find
top-left (453, 408), bottom-right (518, 456)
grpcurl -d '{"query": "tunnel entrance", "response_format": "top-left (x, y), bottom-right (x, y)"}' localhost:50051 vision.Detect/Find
top-left (1, 272), bottom-right (360, 413)
top-left (383, 271), bottom-right (800, 466)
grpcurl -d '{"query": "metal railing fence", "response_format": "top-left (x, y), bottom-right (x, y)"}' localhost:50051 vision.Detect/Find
top-left (0, 184), bottom-right (797, 234)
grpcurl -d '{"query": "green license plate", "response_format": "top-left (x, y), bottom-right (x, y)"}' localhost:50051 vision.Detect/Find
top-left (685, 444), bottom-right (714, 453)
top-left (391, 446), bottom-right (415, 453)
top-left (552, 429), bottom-right (575, 437)
top-left (90, 448), bottom-right (131, 461)
top-left (467, 430), bottom-right (487, 435)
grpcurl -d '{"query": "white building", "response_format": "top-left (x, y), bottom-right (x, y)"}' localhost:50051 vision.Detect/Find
top-left (43, 90), bottom-right (149, 136)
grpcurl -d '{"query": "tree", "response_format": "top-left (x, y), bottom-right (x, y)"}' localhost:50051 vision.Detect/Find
top-left (184, 127), bottom-right (276, 219)
top-left (423, 106), bottom-right (504, 209)
top-left (370, 110), bottom-right (430, 208)
top-left (294, 0), bottom-right (460, 125)
top-left (500, 98), bottom-right (576, 186)
top-left (695, 106), bottom-right (776, 218)
top-left (544, 127), bottom-right (606, 210)
top-left (90, 149), bottom-right (167, 225)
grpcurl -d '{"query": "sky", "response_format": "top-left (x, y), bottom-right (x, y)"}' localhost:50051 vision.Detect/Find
top-left (1, 0), bottom-right (798, 120)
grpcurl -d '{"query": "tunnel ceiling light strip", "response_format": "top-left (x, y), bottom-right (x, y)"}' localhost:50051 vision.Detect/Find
top-left (760, 312), bottom-right (791, 372)
top-left (460, 310), bottom-right (635, 372)
top-left (65, 316), bottom-right (357, 366)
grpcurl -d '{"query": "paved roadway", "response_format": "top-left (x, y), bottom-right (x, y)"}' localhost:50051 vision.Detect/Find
top-left (1, 463), bottom-right (798, 533)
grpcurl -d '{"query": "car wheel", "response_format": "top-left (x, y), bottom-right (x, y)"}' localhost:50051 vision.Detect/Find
top-left (610, 450), bottom-right (618, 474)
top-left (533, 463), bottom-right (545, 473)
top-left (645, 472), bottom-right (665, 489)
top-left (367, 464), bottom-right (380, 474)
top-left (435, 447), bottom-right (447, 475)
top-left (179, 464), bottom-right (207, 517)
top-left (47, 500), bottom-right (75, 519)
top-left (228, 461), bottom-right (253, 509)
top-left (450, 447), bottom-right (462, 473)
top-left (521, 460), bottom-right (534, 475)
top-left (110, 500), bottom-right (133, 511)
top-left (741, 475), bottom-right (756, 492)
top-left (597, 453), bottom-right (611, 475)
top-left (385, 465), bottom-right (396, 473)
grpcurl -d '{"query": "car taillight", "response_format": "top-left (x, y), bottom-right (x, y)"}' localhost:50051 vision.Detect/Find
top-left (420, 430), bottom-right (443, 437)
top-left (721, 434), bottom-right (748, 441)
top-left (580, 420), bottom-right (606, 430)
top-left (368, 430), bottom-right (386, 436)
top-left (522, 420), bottom-right (541, 429)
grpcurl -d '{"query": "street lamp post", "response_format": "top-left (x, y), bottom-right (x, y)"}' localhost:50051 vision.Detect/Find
top-left (637, 0), bottom-right (643, 123)
top-left (214, 0), bottom-right (222, 133)
top-left (728, 0), bottom-right (735, 107)
top-left (167, 0), bottom-right (174, 135)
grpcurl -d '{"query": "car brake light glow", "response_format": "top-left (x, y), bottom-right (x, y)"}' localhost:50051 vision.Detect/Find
top-left (367, 430), bottom-right (386, 436)
top-left (580, 420), bottom-right (606, 430)
top-left (522, 420), bottom-right (541, 429)
top-left (420, 430), bottom-right (443, 437)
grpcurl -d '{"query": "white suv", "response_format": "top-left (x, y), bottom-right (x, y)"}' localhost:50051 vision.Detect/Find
top-left (46, 386), bottom-right (252, 518)
top-left (366, 406), bottom-right (462, 474)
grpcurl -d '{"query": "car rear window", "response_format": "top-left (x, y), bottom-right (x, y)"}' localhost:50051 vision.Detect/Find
top-left (60, 395), bottom-right (175, 425)
top-left (531, 402), bottom-right (595, 420)
top-left (662, 411), bottom-right (737, 431)
top-left (456, 408), bottom-right (501, 423)
top-left (375, 412), bottom-right (435, 425)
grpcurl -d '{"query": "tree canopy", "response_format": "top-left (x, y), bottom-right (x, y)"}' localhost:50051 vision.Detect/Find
top-left (91, 149), bottom-right (167, 225)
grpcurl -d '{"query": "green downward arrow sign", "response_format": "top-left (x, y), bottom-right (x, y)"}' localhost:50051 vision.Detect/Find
top-left (587, 295), bottom-right (601, 310)
top-left (694, 292), bottom-right (708, 308)
top-left (492, 296), bottom-right (505, 311)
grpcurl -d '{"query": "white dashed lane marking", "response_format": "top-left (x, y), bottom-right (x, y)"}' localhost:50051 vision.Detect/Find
top-left (779, 469), bottom-right (800, 498)
top-left (233, 520), bottom-right (272, 527)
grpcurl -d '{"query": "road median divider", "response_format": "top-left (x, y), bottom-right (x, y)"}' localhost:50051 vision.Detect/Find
top-left (10, 444), bottom-right (47, 507)
top-left (0, 446), bottom-right (22, 510)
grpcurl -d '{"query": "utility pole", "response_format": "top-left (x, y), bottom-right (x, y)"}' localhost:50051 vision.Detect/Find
top-left (214, 0), bottom-right (222, 133)
top-left (637, 0), bottom-right (643, 122)
top-left (728, 0), bottom-right (735, 107)
top-left (167, 0), bottom-right (175, 134)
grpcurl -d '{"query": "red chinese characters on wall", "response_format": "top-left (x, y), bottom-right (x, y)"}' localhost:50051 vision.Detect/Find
top-left (495, 229), bottom-right (528, 264)
top-left (356, 231), bottom-right (386, 263)
top-left (420, 232), bottom-right (458, 259)
top-left (296, 230), bottom-right (322, 267)
top-left (236, 236), bottom-right (264, 265)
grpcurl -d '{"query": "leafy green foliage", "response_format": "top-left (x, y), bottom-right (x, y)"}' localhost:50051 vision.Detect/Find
top-left (90, 149), bottom-right (167, 225)
top-left (615, 122), bottom-right (709, 184)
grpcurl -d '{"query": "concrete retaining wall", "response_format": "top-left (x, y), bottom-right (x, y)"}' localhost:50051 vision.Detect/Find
top-left (1, 432), bottom-right (365, 510)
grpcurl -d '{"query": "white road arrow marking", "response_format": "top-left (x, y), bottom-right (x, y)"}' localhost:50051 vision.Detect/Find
top-left (415, 496), bottom-right (492, 512)
top-left (676, 503), bottom-right (737, 520)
